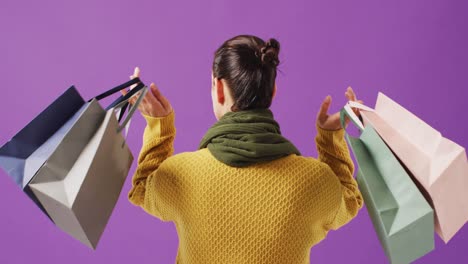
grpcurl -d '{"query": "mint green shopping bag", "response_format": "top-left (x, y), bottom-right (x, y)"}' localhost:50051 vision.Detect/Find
top-left (340, 103), bottom-right (434, 264)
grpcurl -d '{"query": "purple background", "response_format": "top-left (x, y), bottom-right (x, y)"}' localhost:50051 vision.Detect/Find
top-left (1, 0), bottom-right (467, 263)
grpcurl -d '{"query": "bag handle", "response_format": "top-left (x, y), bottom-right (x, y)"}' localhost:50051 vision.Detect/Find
top-left (106, 82), bottom-right (145, 111)
top-left (339, 101), bottom-right (375, 132)
top-left (113, 85), bottom-right (148, 134)
top-left (348, 101), bottom-right (375, 112)
top-left (91, 77), bottom-right (142, 102)
top-left (107, 82), bottom-right (145, 122)
top-left (87, 78), bottom-right (147, 137)
top-left (88, 78), bottom-right (145, 122)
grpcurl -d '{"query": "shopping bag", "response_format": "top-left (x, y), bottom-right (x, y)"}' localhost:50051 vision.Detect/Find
top-left (349, 93), bottom-right (468, 243)
top-left (28, 82), bottom-right (147, 249)
top-left (0, 78), bottom-right (141, 216)
top-left (0, 78), bottom-right (146, 249)
top-left (0, 86), bottom-right (88, 218)
top-left (341, 103), bottom-right (434, 264)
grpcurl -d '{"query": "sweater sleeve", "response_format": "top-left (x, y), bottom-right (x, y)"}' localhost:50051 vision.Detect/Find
top-left (315, 125), bottom-right (363, 231)
top-left (127, 110), bottom-right (176, 222)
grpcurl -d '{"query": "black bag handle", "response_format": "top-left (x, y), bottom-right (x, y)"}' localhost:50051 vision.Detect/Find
top-left (105, 83), bottom-right (145, 110)
top-left (88, 78), bottom-right (145, 122)
top-left (112, 85), bottom-right (148, 134)
top-left (106, 82), bottom-right (145, 121)
top-left (91, 77), bottom-right (142, 102)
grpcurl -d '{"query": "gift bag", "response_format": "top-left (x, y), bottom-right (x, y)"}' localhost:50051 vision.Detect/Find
top-left (341, 103), bottom-right (434, 264)
top-left (0, 87), bottom-right (85, 218)
top-left (0, 78), bottom-right (147, 249)
top-left (350, 93), bottom-right (468, 243)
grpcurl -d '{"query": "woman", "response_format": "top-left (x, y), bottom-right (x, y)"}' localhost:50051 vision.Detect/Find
top-left (124, 34), bottom-right (363, 264)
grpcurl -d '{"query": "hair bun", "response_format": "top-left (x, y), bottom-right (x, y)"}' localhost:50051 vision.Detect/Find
top-left (260, 38), bottom-right (280, 67)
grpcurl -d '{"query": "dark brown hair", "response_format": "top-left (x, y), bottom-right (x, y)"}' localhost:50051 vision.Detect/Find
top-left (212, 35), bottom-right (281, 111)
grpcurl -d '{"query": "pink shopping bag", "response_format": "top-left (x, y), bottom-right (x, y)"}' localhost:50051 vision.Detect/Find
top-left (348, 92), bottom-right (468, 243)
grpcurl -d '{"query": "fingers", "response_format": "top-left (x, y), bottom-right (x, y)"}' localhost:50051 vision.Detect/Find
top-left (354, 99), bottom-right (364, 115)
top-left (124, 66), bottom-right (142, 104)
top-left (317, 95), bottom-right (332, 120)
top-left (343, 86), bottom-right (364, 126)
top-left (130, 66), bottom-right (140, 82)
top-left (129, 85), bottom-right (164, 113)
top-left (345, 86), bottom-right (357, 102)
top-left (143, 86), bottom-right (158, 106)
top-left (345, 85), bottom-right (362, 109)
top-left (122, 67), bottom-right (172, 117)
top-left (149, 83), bottom-right (162, 100)
top-left (349, 86), bottom-right (356, 101)
top-left (128, 66), bottom-right (141, 94)
top-left (346, 86), bottom-right (362, 106)
top-left (150, 83), bottom-right (172, 111)
top-left (133, 67), bottom-right (140, 78)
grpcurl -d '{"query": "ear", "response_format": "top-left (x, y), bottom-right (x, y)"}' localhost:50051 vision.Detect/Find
top-left (215, 77), bottom-right (225, 104)
top-left (272, 83), bottom-right (277, 99)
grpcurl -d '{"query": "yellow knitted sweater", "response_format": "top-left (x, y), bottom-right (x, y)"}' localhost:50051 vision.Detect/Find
top-left (128, 110), bottom-right (363, 264)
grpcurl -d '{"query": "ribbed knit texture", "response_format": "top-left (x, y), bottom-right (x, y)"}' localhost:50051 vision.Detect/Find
top-left (128, 110), bottom-right (363, 264)
top-left (198, 108), bottom-right (301, 167)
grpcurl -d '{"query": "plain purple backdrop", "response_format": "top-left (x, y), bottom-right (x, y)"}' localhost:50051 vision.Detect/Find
top-left (1, 0), bottom-right (467, 263)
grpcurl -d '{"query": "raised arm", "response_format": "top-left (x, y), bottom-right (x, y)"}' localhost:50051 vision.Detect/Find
top-left (314, 87), bottom-right (364, 230)
top-left (123, 67), bottom-right (176, 220)
top-left (127, 111), bottom-right (175, 217)
top-left (315, 125), bottom-right (363, 230)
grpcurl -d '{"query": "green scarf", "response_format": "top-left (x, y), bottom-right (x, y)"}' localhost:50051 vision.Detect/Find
top-left (198, 108), bottom-right (301, 167)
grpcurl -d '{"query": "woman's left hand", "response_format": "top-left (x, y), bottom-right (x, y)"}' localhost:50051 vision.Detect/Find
top-left (121, 67), bottom-right (173, 118)
top-left (316, 86), bottom-right (362, 131)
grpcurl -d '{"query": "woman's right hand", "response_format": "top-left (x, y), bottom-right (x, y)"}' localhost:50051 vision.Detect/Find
top-left (121, 67), bottom-right (173, 118)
